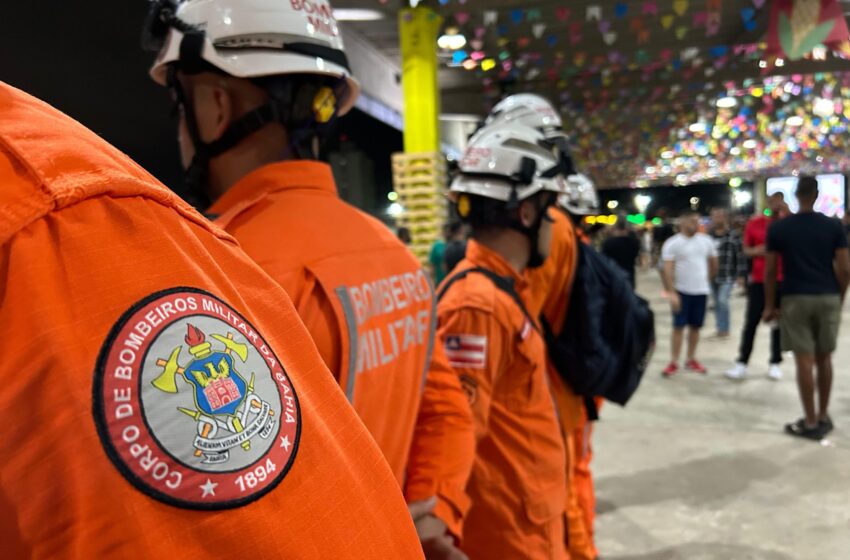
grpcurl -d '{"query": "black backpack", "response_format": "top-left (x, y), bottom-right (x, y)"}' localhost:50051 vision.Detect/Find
top-left (436, 252), bottom-right (654, 419)
top-left (543, 240), bottom-right (655, 415)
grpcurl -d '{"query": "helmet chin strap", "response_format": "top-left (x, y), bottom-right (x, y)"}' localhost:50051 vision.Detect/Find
top-left (166, 57), bottom-right (346, 210)
top-left (510, 192), bottom-right (555, 270)
top-left (524, 204), bottom-right (554, 269)
top-left (168, 65), bottom-right (212, 209)
top-left (497, 158), bottom-right (555, 269)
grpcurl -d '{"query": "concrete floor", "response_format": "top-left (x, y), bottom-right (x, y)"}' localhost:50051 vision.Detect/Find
top-left (594, 270), bottom-right (850, 560)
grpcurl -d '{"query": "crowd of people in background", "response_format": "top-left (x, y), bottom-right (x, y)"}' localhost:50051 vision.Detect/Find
top-left (556, 179), bottom-right (849, 443)
top-left (6, 0), bottom-right (850, 556)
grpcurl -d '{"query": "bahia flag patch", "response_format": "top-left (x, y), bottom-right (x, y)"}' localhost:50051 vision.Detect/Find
top-left (444, 334), bottom-right (487, 369)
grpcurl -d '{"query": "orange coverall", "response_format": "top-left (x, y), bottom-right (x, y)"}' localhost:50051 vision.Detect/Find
top-left (208, 162), bottom-right (472, 485)
top-left (423, 239), bottom-right (568, 560)
top-left (527, 208), bottom-right (597, 560)
top-left (573, 397), bottom-right (602, 557)
top-left (0, 82), bottom-right (423, 559)
top-left (569, 226), bottom-right (601, 559)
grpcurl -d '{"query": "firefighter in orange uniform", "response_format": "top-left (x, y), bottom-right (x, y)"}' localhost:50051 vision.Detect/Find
top-left (540, 174), bottom-right (604, 560)
top-left (143, 1), bottom-right (472, 555)
top-left (529, 206), bottom-right (600, 560)
top-left (0, 82), bottom-right (424, 558)
top-left (409, 121), bottom-right (569, 559)
top-left (560, 174), bottom-right (604, 559)
top-left (488, 94), bottom-right (598, 560)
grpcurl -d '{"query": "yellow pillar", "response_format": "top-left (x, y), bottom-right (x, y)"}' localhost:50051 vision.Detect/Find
top-left (399, 6), bottom-right (442, 153)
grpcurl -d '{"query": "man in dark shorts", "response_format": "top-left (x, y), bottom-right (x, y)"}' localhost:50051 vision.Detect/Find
top-left (661, 212), bottom-right (719, 377)
top-left (765, 176), bottom-right (850, 440)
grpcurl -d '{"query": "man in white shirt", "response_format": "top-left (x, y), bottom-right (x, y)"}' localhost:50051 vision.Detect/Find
top-left (661, 212), bottom-right (719, 377)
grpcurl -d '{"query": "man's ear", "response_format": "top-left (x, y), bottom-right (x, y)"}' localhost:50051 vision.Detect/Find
top-left (185, 75), bottom-right (235, 144)
top-left (518, 199), bottom-right (536, 228)
top-left (210, 86), bottom-right (234, 142)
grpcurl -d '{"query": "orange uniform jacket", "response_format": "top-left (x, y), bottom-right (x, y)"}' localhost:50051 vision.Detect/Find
top-left (208, 162), bottom-right (472, 485)
top-left (527, 209), bottom-right (584, 435)
top-left (527, 208), bottom-right (596, 560)
top-left (429, 240), bottom-right (568, 560)
top-left (0, 82), bottom-right (423, 559)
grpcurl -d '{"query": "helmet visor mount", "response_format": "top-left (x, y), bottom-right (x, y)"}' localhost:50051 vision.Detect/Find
top-left (141, 0), bottom-right (192, 54)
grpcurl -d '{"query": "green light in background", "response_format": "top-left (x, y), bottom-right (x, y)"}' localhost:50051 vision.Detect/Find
top-left (764, 209), bottom-right (771, 216)
top-left (652, 217), bottom-right (662, 226)
top-left (627, 214), bottom-right (647, 225)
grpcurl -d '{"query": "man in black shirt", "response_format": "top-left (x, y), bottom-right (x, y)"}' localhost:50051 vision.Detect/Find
top-left (602, 220), bottom-right (641, 287)
top-left (843, 210), bottom-right (850, 241)
top-left (765, 176), bottom-right (850, 440)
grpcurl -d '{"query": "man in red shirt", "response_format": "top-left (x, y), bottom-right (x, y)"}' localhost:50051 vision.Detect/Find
top-left (726, 192), bottom-right (786, 381)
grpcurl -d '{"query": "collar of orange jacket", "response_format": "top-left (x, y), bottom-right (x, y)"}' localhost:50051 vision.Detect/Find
top-left (465, 238), bottom-right (529, 292)
top-left (208, 161), bottom-right (337, 216)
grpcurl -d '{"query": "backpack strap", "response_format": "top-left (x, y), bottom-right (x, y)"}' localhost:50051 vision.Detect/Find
top-left (437, 267), bottom-right (539, 333)
top-left (584, 396), bottom-right (599, 422)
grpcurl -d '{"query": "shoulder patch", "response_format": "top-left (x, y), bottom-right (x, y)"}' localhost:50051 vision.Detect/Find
top-left (444, 334), bottom-right (487, 369)
top-left (93, 288), bottom-right (301, 510)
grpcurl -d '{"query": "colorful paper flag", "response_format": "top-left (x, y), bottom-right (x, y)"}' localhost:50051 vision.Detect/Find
top-left (767, 0), bottom-right (849, 60)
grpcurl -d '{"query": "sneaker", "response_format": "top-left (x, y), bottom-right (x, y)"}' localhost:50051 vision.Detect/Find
top-left (662, 362), bottom-right (679, 378)
top-left (725, 362), bottom-right (748, 380)
top-left (685, 359), bottom-right (707, 374)
top-left (767, 364), bottom-right (783, 381)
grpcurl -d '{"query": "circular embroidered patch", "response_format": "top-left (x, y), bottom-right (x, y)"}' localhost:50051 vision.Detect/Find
top-left (93, 288), bottom-right (300, 509)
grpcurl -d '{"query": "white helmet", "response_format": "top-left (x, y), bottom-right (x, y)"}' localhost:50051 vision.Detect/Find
top-left (485, 93), bottom-right (565, 140)
top-left (451, 123), bottom-right (566, 204)
top-left (560, 173), bottom-right (599, 216)
top-left (144, 0), bottom-right (359, 115)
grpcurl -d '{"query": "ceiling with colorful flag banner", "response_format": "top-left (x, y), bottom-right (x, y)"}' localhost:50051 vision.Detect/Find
top-left (336, 0), bottom-right (850, 188)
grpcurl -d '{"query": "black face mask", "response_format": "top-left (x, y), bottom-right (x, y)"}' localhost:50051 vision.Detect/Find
top-left (166, 66), bottom-right (212, 209)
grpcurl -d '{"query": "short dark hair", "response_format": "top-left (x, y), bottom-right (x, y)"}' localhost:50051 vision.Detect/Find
top-left (797, 176), bottom-right (818, 199)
